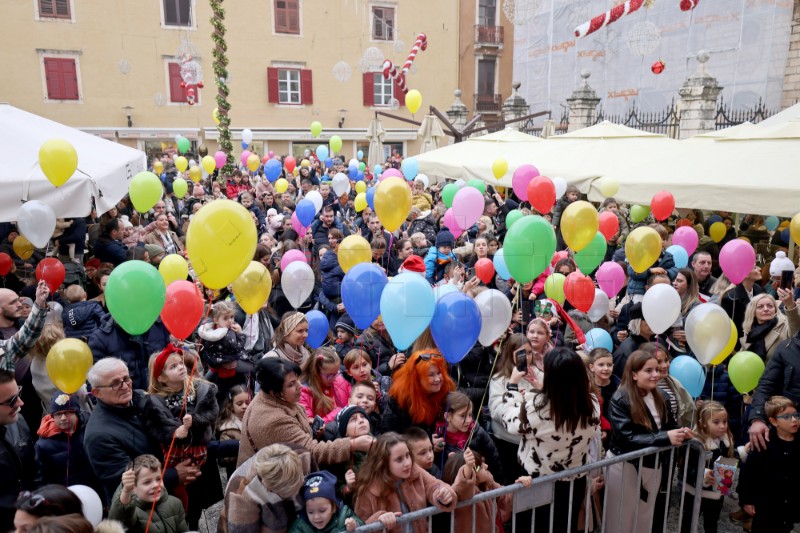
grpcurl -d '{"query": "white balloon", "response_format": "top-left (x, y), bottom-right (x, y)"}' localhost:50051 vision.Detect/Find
top-left (305, 191), bottom-right (323, 214)
top-left (349, 158), bottom-right (359, 168)
top-left (474, 289), bottom-right (513, 346)
top-left (455, 179), bottom-right (466, 189)
top-left (552, 177), bottom-right (567, 199)
top-left (189, 159), bottom-right (197, 168)
top-left (174, 135), bottom-right (182, 143)
top-left (283, 262), bottom-right (315, 308)
top-left (434, 283), bottom-right (459, 301)
top-left (642, 284), bottom-right (681, 334)
top-left (17, 200), bottom-right (56, 249)
top-left (587, 289), bottom-right (610, 323)
top-left (415, 173), bottom-right (429, 189)
top-left (242, 128), bottom-right (254, 144)
top-left (304, 149), bottom-right (311, 158)
top-left (68, 485), bottom-right (103, 527)
top-left (332, 172), bottom-right (350, 197)
top-left (172, 153), bottom-right (178, 160)
top-left (685, 303), bottom-right (732, 364)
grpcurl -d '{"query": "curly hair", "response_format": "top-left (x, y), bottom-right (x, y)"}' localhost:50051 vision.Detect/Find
top-left (388, 350), bottom-right (454, 426)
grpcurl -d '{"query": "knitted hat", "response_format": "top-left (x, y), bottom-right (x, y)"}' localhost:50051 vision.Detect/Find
top-left (19, 297), bottom-right (33, 308)
top-left (152, 344), bottom-right (183, 381)
top-left (400, 255), bottom-right (426, 274)
top-left (50, 392), bottom-right (80, 414)
top-left (770, 251), bottom-right (794, 278)
top-left (334, 315), bottom-right (356, 335)
top-left (336, 405), bottom-right (369, 438)
top-left (144, 244), bottom-right (166, 259)
top-left (435, 230), bottom-right (455, 249)
top-left (302, 470), bottom-right (338, 504)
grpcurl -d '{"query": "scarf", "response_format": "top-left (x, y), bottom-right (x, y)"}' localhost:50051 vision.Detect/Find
top-left (158, 230), bottom-right (178, 255)
top-left (276, 344), bottom-right (311, 366)
top-left (746, 317), bottom-right (778, 358)
top-left (444, 421), bottom-right (475, 451)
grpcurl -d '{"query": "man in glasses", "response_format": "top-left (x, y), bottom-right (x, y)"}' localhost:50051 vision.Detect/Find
top-left (0, 370), bottom-right (37, 531)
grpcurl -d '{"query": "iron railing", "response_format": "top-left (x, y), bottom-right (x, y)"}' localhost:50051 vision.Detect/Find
top-left (474, 93), bottom-right (502, 113)
top-left (475, 25), bottom-right (504, 46)
top-left (715, 96), bottom-right (774, 129)
top-left (595, 100), bottom-right (681, 138)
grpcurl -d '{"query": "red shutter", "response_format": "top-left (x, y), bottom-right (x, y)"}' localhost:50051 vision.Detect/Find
top-left (39, 0), bottom-right (54, 16)
top-left (286, 0), bottom-right (300, 33)
top-left (44, 58), bottom-right (78, 100)
top-left (60, 59), bottom-right (79, 99)
top-left (44, 58), bottom-right (63, 99)
top-left (300, 69), bottom-right (313, 105)
top-left (168, 62), bottom-right (186, 103)
top-left (363, 73), bottom-right (375, 107)
top-left (394, 80), bottom-right (405, 107)
top-left (267, 67), bottom-right (279, 103)
top-left (274, 0), bottom-right (287, 32)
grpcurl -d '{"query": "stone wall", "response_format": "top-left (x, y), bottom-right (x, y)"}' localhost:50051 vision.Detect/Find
top-left (781, 0), bottom-right (800, 110)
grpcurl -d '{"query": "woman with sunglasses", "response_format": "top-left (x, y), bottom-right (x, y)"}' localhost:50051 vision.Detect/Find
top-left (13, 485), bottom-right (84, 533)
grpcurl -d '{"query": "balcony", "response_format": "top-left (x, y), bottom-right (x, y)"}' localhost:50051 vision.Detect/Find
top-left (475, 25), bottom-right (504, 47)
top-left (474, 93), bottom-right (502, 114)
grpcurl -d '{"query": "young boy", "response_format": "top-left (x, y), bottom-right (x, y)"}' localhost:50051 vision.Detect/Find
top-left (334, 317), bottom-right (356, 360)
top-left (425, 230), bottom-right (457, 285)
top-left (61, 284), bottom-right (106, 341)
top-left (289, 470), bottom-right (363, 533)
top-left (739, 396), bottom-right (800, 533)
top-left (405, 426), bottom-right (441, 479)
top-left (109, 454), bottom-right (189, 533)
top-left (342, 349), bottom-right (391, 411)
top-left (35, 392), bottom-right (96, 488)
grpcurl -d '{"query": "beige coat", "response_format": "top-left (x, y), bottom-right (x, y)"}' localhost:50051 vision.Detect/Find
top-left (740, 308), bottom-right (800, 360)
top-left (144, 229), bottom-right (185, 253)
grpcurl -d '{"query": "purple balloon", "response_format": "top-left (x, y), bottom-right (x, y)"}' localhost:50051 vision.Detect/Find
top-left (719, 239), bottom-right (755, 285)
top-left (672, 226), bottom-right (699, 256)
top-left (596, 261), bottom-right (625, 298)
top-left (452, 186), bottom-right (484, 230)
top-left (512, 164), bottom-right (540, 200)
top-left (280, 249), bottom-right (307, 272)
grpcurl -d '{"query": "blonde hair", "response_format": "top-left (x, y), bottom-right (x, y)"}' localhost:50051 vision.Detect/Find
top-left (30, 323), bottom-right (65, 360)
top-left (132, 454), bottom-right (162, 482)
top-left (693, 401), bottom-right (733, 456)
top-left (299, 347), bottom-right (340, 416)
top-left (64, 285), bottom-right (86, 303)
top-left (742, 293), bottom-right (779, 338)
top-left (211, 301), bottom-right (236, 323)
top-left (147, 349), bottom-right (199, 396)
top-left (254, 444), bottom-right (305, 495)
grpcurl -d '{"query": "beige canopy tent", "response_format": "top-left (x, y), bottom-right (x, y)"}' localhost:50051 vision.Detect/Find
top-left (366, 118), bottom-right (385, 168)
top-left (417, 114), bottom-right (446, 153)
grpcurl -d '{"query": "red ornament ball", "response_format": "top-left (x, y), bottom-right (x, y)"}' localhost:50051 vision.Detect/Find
top-left (651, 60), bottom-right (666, 75)
top-left (180, 81), bottom-right (186, 88)
top-left (197, 81), bottom-right (204, 89)
top-left (679, 0), bottom-right (699, 11)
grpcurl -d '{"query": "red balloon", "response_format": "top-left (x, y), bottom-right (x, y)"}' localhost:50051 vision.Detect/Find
top-left (284, 156), bottom-right (297, 174)
top-left (650, 190), bottom-right (675, 221)
top-left (651, 60), bottom-right (666, 75)
top-left (35, 258), bottom-right (65, 293)
top-left (676, 218), bottom-right (692, 228)
top-left (551, 250), bottom-right (568, 267)
top-left (475, 258), bottom-right (495, 284)
top-left (0, 253), bottom-right (11, 276)
top-left (161, 280), bottom-right (205, 340)
top-left (564, 272), bottom-right (595, 313)
top-left (598, 212), bottom-right (620, 240)
top-left (526, 176), bottom-right (556, 214)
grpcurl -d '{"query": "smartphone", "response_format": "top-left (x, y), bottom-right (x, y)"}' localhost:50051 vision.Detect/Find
top-left (515, 348), bottom-right (528, 373)
top-left (434, 421), bottom-right (447, 438)
top-left (781, 270), bottom-right (794, 290)
top-left (466, 267), bottom-right (475, 280)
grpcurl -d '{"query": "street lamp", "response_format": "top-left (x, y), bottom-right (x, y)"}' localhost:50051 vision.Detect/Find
top-left (122, 106), bottom-right (134, 127)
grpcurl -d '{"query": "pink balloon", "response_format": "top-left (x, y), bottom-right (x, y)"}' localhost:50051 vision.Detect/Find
top-left (291, 211), bottom-right (307, 238)
top-left (672, 226), bottom-right (699, 256)
top-left (512, 164), bottom-right (540, 201)
top-left (214, 151), bottom-right (227, 169)
top-left (452, 187), bottom-right (484, 230)
top-left (280, 249), bottom-right (307, 271)
top-left (719, 239), bottom-right (756, 285)
top-left (443, 208), bottom-right (460, 234)
top-left (596, 261), bottom-right (626, 298)
top-left (240, 150), bottom-right (252, 167)
top-left (382, 168), bottom-right (403, 179)
top-left (268, 150), bottom-right (275, 158)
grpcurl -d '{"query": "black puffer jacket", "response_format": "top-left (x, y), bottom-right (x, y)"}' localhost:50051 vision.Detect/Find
top-left (356, 328), bottom-right (396, 376)
top-left (749, 333), bottom-right (800, 423)
top-left (0, 418), bottom-right (38, 531)
top-left (608, 387), bottom-right (676, 467)
top-left (451, 342), bottom-right (495, 414)
top-left (197, 322), bottom-right (246, 367)
top-left (143, 381), bottom-right (219, 447)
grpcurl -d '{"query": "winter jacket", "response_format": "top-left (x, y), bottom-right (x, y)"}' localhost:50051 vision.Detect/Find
top-left (144, 229), bottom-right (185, 254)
top-left (298, 374), bottom-right (350, 423)
top-left (310, 218), bottom-right (349, 248)
top-left (0, 302), bottom-right (47, 373)
top-left (197, 322), bottom-right (246, 367)
top-left (143, 381), bottom-right (219, 447)
top-left (626, 250), bottom-right (677, 297)
top-left (612, 334), bottom-right (651, 379)
top-left (356, 328), bottom-right (396, 376)
top-left (320, 250), bottom-right (345, 299)
top-left (35, 412), bottom-right (97, 488)
top-left (247, 204), bottom-right (266, 233)
top-left (749, 333), bottom-right (800, 423)
top-left (452, 343), bottom-right (495, 411)
top-left (93, 236), bottom-right (129, 266)
top-left (0, 419), bottom-right (38, 531)
top-left (57, 217), bottom-right (87, 257)
top-left (409, 215), bottom-right (437, 246)
top-left (449, 467), bottom-right (513, 533)
top-left (488, 375), bottom-right (538, 444)
top-left (411, 192), bottom-right (433, 213)
top-left (441, 423), bottom-right (504, 483)
top-left (424, 246), bottom-right (456, 285)
top-left (62, 300), bottom-right (106, 340)
top-left (608, 388), bottom-right (676, 467)
top-left (237, 391), bottom-right (351, 467)
top-left (88, 315), bottom-right (170, 391)
top-left (288, 505), bottom-right (363, 533)
top-left (721, 283), bottom-right (765, 348)
top-left (354, 464), bottom-right (458, 533)
top-left (109, 482), bottom-right (189, 533)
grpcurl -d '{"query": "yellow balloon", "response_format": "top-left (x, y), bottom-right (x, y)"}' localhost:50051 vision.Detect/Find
top-left (153, 161), bottom-right (164, 175)
top-left (625, 226), bottom-right (663, 273)
top-left (159, 254), bottom-right (189, 286)
top-left (275, 178), bottom-right (289, 194)
top-left (374, 177), bottom-right (412, 232)
top-left (175, 156), bottom-right (188, 173)
top-left (39, 138), bottom-right (78, 187)
top-left (355, 181), bottom-right (366, 194)
top-left (492, 158), bottom-right (508, 180)
top-left (561, 200), bottom-right (599, 252)
top-left (186, 200), bottom-right (257, 289)
top-left (188, 166), bottom-right (202, 183)
top-left (597, 177), bottom-right (620, 197)
top-left (301, 159), bottom-right (311, 168)
top-left (247, 154), bottom-right (260, 172)
top-left (791, 213), bottom-right (800, 247)
top-left (709, 222), bottom-right (726, 243)
top-left (710, 320), bottom-right (738, 366)
top-left (338, 235), bottom-right (371, 273)
top-left (232, 261), bottom-right (273, 314)
top-left (12, 235), bottom-right (34, 260)
top-left (213, 107), bottom-right (221, 125)
top-left (406, 89), bottom-right (422, 114)
top-left (46, 338), bottom-right (93, 394)
top-left (330, 135), bottom-right (343, 154)
top-left (201, 155), bottom-right (216, 174)
top-left (354, 192), bottom-right (367, 212)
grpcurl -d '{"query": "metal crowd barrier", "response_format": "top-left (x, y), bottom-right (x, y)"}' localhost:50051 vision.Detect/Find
top-left (354, 440), bottom-right (708, 533)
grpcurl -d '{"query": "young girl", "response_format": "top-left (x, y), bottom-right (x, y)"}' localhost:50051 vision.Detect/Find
top-left (526, 318), bottom-right (554, 385)
top-left (440, 391), bottom-right (504, 484)
top-left (299, 348), bottom-right (351, 423)
top-left (143, 344), bottom-right (219, 507)
top-left (198, 301), bottom-right (248, 403)
top-left (216, 385), bottom-right (250, 475)
top-left (589, 348), bottom-right (619, 421)
top-left (354, 432), bottom-right (459, 533)
top-left (680, 401), bottom-right (749, 533)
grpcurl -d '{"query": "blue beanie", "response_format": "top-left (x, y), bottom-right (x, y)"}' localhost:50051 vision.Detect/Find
top-left (435, 230), bottom-right (455, 248)
top-left (302, 470), bottom-right (338, 504)
top-left (50, 392), bottom-right (80, 414)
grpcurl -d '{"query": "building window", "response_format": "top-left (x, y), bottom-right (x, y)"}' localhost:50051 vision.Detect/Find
top-left (38, 0), bottom-right (71, 19)
top-left (362, 72), bottom-right (405, 107)
top-left (478, 0), bottom-right (497, 26)
top-left (167, 61), bottom-right (201, 104)
top-left (267, 67), bottom-right (313, 105)
top-left (274, 0), bottom-right (300, 34)
top-left (477, 58), bottom-right (497, 95)
top-left (371, 6), bottom-right (395, 41)
top-left (163, 0), bottom-right (193, 27)
top-left (43, 57), bottom-right (79, 100)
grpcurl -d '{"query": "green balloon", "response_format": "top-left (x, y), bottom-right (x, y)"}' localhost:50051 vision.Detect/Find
top-left (505, 210), bottom-right (523, 229)
top-left (544, 273), bottom-right (566, 304)
top-left (442, 183), bottom-right (459, 208)
top-left (467, 179), bottom-right (486, 195)
top-left (574, 232), bottom-right (607, 274)
top-left (503, 215), bottom-right (556, 283)
top-left (172, 177), bottom-right (188, 198)
top-left (630, 205), bottom-right (651, 223)
top-left (728, 351), bottom-right (766, 394)
top-left (358, 162), bottom-right (366, 172)
top-left (177, 136), bottom-right (191, 154)
top-left (106, 261), bottom-right (167, 335)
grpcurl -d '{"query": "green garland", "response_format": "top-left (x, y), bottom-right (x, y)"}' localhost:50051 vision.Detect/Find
top-left (210, 0), bottom-right (234, 178)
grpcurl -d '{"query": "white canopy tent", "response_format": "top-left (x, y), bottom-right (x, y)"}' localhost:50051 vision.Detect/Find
top-left (0, 103), bottom-right (146, 222)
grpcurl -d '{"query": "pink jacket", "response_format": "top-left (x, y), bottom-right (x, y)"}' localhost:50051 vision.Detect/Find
top-left (299, 374), bottom-right (351, 423)
top-left (532, 266), bottom-right (552, 297)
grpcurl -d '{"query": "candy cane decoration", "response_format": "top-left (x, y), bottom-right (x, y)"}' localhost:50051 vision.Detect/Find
top-left (402, 33), bottom-right (427, 75)
top-left (574, 0), bottom-right (645, 38)
top-left (382, 33), bottom-right (428, 94)
top-left (679, 0), bottom-right (699, 10)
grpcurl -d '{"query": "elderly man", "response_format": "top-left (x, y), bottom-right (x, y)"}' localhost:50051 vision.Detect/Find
top-left (691, 251), bottom-right (717, 296)
top-left (0, 281), bottom-right (50, 372)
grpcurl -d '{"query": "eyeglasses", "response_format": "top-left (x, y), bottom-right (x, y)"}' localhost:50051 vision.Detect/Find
top-left (94, 376), bottom-right (132, 391)
top-left (0, 386), bottom-right (21, 407)
top-left (414, 353), bottom-right (443, 365)
top-left (16, 491), bottom-right (47, 509)
top-left (775, 413), bottom-right (800, 421)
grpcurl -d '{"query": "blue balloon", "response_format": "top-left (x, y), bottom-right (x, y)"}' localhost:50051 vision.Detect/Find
top-left (765, 216), bottom-right (780, 232)
top-left (349, 164), bottom-right (359, 180)
top-left (325, 157), bottom-right (333, 167)
top-left (401, 157), bottom-right (419, 181)
top-left (357, 150), bottom-right (364, 160)
top-left (341, 263), bottom-right (388, 330)
top-left (430, 292), bottom-right (482, 364)
top-left (782, 228), bottom-right (791, 244)
top-left (380, 273), bottom-right (435, 350)
top-left (372, 164), bottom-right (382, 176)
top-left (357, 171), bottom-right (365, 181)
top-left (296, 199), bottom-right (316, 227)
top-left (493, 249), bottom-right (511, 280)
top-left (666, 245), bottom-right (689, 269)
top-left (316, 145), bottom-right (329, 162)
top-left (708, 214), bottom-right (722, 225)
top-left (669, 355), bottom-right (706, 398)
top-left (305, 310), bottom-right (330, 349)
top-left (241, 141), bottom-right (249, 149)
top-left (366, 187), bottom-right (376, 210)
top-left (264, 159), bottom-right (282, 182)
top-left (584, 328), bottom-right (613, 352)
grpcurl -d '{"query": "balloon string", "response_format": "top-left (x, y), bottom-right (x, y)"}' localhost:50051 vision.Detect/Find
top-left (66, 420), bottom-right (71, 485)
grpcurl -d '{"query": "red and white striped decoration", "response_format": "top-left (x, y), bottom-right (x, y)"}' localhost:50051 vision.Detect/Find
top-left (402, 33), bottom-right (428, 74)
top-left (574, 0), bottom-right (645, 38)
top-left (679, 0), bottom-right (699, 11)
top-left (382, 60), bottom-right (407, 94)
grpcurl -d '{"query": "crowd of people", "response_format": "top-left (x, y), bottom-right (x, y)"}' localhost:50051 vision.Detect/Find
top-left (2, 152), bottom-right (800, 533)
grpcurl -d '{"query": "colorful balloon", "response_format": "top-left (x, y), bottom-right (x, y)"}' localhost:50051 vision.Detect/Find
top-left (685, 303), bottom-right (732, 364)
top-left (18, 200), bottom-right (56, 249)
top-left (452, 187), bottom-right (484, 230)
top-left (544, 273), bottom-right (566, 305)
top-left (338, 235), bottom-right (371, 273)
top-left (12, 236), bottom-right (34, 260)
top-left (512, 164), bottom-right (539, 201)
top-left (214, 151), bottom-right (227, 169)
top-left (380, 273), bottom-right (435, 350)
top-left (666, 245), bottom-right (689, 269)
top-left (596, 262), bottom-right (625, 298)
top-left (598, 211), bottom-right (620, 240)
top-left (177, 136), bottom-right (190, 154)
top-left (596, 177), bottom-right (619, 198)
top-left (39, 139), bottom-right (78, 187)
top-left (642, 284), bottom-right (681, 334)
top-left (172, 178), bottom-right (188, 198)
top-left (406, 89), bottom-right (422, 114)
top-left (284, 156), bottom-right (296, 174)
top-left (401, 157), bottom-right (419, 180)
top-left (342, 263), bottom-right (388, 330)
top-left (474, 289), bottom-right (512, 346)
top-left (153, 161), bottom-right (164, 175)
top-left (46, 339), bottom-right (93, 394)
top-left (506, 210), bottom-right (523, 229)
top-left (710, 320), bottom-right (737, 366)
top-left (310, 121), bottom-right (323, 138)
top-left (295, 200), bottom-right (316, 227)
top-left (35, 258), bottom-right (65, 293)
top-left (630, 205), bottom-right (651, 223)
top-left (0, 253), bottom-right (11, 276)
top-left (493, 249), bottom-right (511, 280)
top-left (329, 135), bottom-right (343, 154)
top-left (728, 351), bottom-right (766, 393)
top-left (374, 177), bottom-right (411, 232)
top-left (474, 258), bottom-right (494, 284)
top-left (188, 166), bottom-right (202, 183)
top-left (280, 249), bottom-right (307, 272)
top-left (573, 232), bottom-right (606, 274)
top-left (158, 254), bottom-right (189, 286)
top-left (650, 190), bottom-right (675, 221)
top-left (672, 226), bottom-right (699, 256)
top-left (441, 183), bottom-right (458, 208)
top-left (282, 262), bottom-right (315, 308)
top-left (584, 328), bottom-right (613, 352)
top-left (175, 156), bottom-right (188, 173)
top-left (129, 172), bottom-right (163, 212)
top-left (561, 201), bottom-right (599, 252)
top-left (625, 226), bottom-right (662, 273)
top-left (719, 239), bottom-right (755, 285)
top-left (305, 310), bottom-right (329, 349)
top-left (105, 261), bottom-right (166, 335)
top-left (669, 356), bottom-right (705, 398)
top-left (492, 159), bottom-right (508, 180)
top-left (430, 291), bottom-right (481, 364)
top-left (587, 289), bottom-right (610, 322)
top-left (564, 272), bottom-right (595, 312)
top-left (503, 215), bottom-right (556, 283)
top-left (275, 178), bottom-right (289, 194)
top-left (354, 193), bottom-right (367, 212)
top-left (789, 214), bottom-right (800, 246)
top-left (709, 222), bottom-right (726, 243)
top-left (467, 179), bottom-right (486, 196)
top-left (160, 280), bottom-right (204, 340)
top-left (527, 176), bottom-right (556, 214)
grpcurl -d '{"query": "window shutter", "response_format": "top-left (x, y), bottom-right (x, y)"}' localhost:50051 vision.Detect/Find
top-left (274, 0), bottom-right (287, 32)
top-left (300, 69), bottom-right (313, 105)
top-left (385, 8), bottom-right (394, 40)
top-left (55, 0), bottom-right (70, 16)
top-left (267, 67), bottom-right (279, 103)
top-left (363, 73), bottom-right (375, 107)
top-left (373, 8), bottom-right (383, 39)
top-left (61, 59), bottom-right (79, 99)
top-left (39, 0), bottom-right (55, 16)
top-left (286, 0), bottom-right (300, 33)
top-left (44, 58), bottom-right (63, 99)
top-left (168, 62), bottom-right (186, 103)
top-left (394, 80), bottom-right (405, 107)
